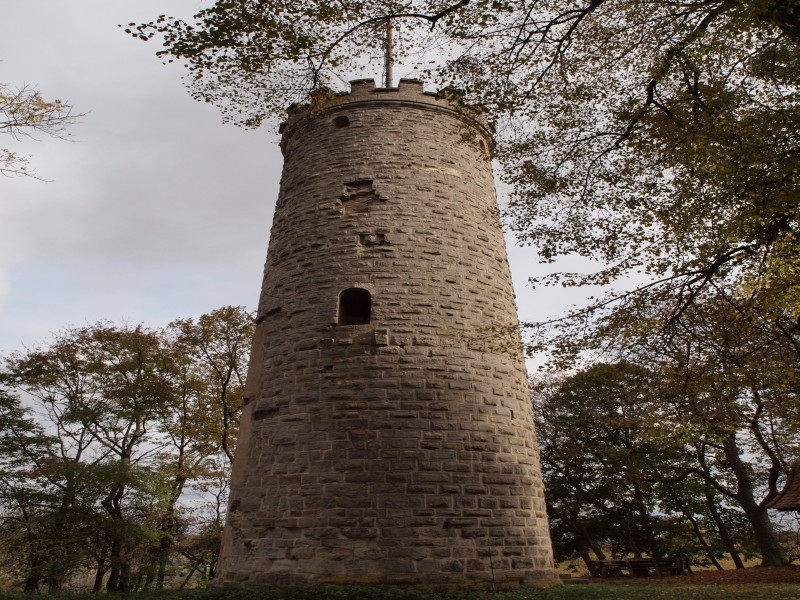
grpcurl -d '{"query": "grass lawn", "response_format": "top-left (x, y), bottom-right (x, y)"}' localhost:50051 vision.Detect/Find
top-left (1, 584), bottom-right (798, 600)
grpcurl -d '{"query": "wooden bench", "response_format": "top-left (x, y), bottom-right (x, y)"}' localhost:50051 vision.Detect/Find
top-left (587, 560), bottom-right (625, 577)
top-left (588, 557), bottom-right (690, 577)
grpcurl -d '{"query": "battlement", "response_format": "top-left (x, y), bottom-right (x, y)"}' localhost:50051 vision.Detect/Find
top-left (280, 79), bottom-right (494, 148)
top-left (345, 78), bottom-right (432, 101)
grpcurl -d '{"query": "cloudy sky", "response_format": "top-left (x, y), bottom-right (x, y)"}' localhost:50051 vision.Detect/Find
top-left (0, 1), bottom-right (578, 358)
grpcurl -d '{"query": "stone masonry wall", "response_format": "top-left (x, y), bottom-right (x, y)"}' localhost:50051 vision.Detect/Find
top-left (216, 79), bottom-right (556, 589)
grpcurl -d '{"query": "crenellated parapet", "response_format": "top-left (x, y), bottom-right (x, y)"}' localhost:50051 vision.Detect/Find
top-left (280, 79), bottom-right (494, 155)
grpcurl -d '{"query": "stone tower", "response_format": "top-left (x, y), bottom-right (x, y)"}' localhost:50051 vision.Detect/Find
top-left (217, 79), bottom-right (556, 589)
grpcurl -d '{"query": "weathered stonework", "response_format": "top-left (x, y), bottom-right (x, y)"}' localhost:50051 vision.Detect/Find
top-left (217, 79), bottom-right (557, 589)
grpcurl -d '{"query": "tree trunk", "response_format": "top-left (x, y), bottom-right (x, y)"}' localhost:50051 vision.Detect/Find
top-left (208, 554), bottom-right (217, 581)
top-left (621, 524), bottom-right (642, 558)
top-left (180, 567), bottom-right (198, 589)
top-left (156, 511), bottom-right (176, 588)
top-left (561, 509), bottom-right (607, 560)
top-left (684, 510), bottom-right (723, 570)
top-left (23, 575), bottom-right (39, 594)
top-left (579, 522), bottom-right (607, 560)
top-left (102, 465), bottom-right (133, 593)
top-left (723, 434), bottom-right (788, 566)
top-left (157, 545), bottom-right (168, 588)
top-left (46, 575), bottom-right (64, 593)
top-left (92, 562), bottom-right (108, 594)
top-left (106, 563), bottom-right (120, 593)
top-left (23, 553), bottom-right (44, 594)
top-left (633, 484), bottom-right (662, 557)
top-left (118, 553), bottom-right (132, 592)
top-left (704, 485), bottom-right (745, 568)
top-left (105, 537), bottom-right (132, 593)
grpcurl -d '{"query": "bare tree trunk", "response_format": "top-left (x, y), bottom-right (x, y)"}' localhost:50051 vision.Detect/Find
top-left (683, 510), bottom-right (723, 570)
top-left (558, 507), bottom-right (607, 560)
top-left (92, 561), bottom-right (108, 594)
top-left (106, 562), bottom-right (120, 593)
top-left (180, 567), bottom-right (197, 589)
top-left (105, 537), bottom-right (132, 592)
top-left (23, 552), bottom-right (44, 594)
top-left (703, 485), bottom-right (745, 568)
top-left (633, 484), bottom-right (662, 557)
top-left (23, 575), bottom-right (39, 594)
top-left (722, 434), bottom-right (788, 566)
top-left (157, 536), bottom-right (169, 588)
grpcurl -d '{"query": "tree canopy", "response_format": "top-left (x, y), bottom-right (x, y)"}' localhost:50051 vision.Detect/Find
top-left (0, 307), bottom-right (254, 592)
top-left (130, 1), bottom-right (799, 343)
top-left (534, 355), bottom-right (797, 569)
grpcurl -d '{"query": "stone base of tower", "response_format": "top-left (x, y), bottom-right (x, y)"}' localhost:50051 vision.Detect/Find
top-left (216, 513), bottom-right (560, 590)
top-left (216, 554), bottom-right (560, 591)
top-left (216, 574), bottom-right (560, 592)
top-left (215, 573), bottom-right (560, 592)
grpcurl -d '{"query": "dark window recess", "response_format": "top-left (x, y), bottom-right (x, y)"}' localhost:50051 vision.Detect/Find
top-left (333, 115), bottom-right (350, 128)
top-left (339, 288), bottom-right (371, 325)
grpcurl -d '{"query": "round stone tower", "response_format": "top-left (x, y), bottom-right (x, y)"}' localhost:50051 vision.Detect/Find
top-left (217, 79), bottom-right (556, 589)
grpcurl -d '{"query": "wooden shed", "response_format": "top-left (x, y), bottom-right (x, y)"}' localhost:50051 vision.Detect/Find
top-left (767, 462), bottom-right (800, 511)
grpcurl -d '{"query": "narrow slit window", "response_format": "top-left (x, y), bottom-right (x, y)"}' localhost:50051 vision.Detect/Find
top-left (338, 288), bottom-right (371, 325)
top-left (333, 115), bottom-right (350, 128)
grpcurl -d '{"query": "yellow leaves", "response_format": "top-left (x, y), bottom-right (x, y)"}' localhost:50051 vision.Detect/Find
top-left (2, 88), bottom-right (66, 127)
top-left (1, 82), bottom-right (78, 179)
top-left (1, 149), bottom-right (29, 172)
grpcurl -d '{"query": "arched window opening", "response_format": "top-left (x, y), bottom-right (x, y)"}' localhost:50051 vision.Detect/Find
top-left (338, 288), bottom-right (371, 325)
top-left (333, 115), bottom-right (350, 128)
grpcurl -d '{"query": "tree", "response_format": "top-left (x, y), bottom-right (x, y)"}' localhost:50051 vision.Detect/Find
top-left (1, 82), bottom-right (78, 178)
top-left (533, 359), bottom-right (781, 570)
top-left (125, 1), bottom-right (475, 126)
top-left (0, 389), bottom-right (59, 592)
top-left (168, 306), bottom-right (254, 464)
top-left (139, 307), bottom-right (254, 589)
top-left (4, 323), bottom-right (175, 592)
top-left (1, 308), bottom-right (254, 592)
top-left (0, 384), bottom-right (125, 592)
top-left (533, 363), bottom-right (695, 568)
top-left (655, 295), bottom-right (798, 567)
top-left (173, 466), bottom-right (230, 587)
top-left (557, 289), bottom-right (799, 566)
top-left (140, 346), bottom-right (212, 590)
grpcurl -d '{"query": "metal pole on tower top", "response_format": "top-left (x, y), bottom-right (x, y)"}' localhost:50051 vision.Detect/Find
top-left (384, 19), bottom-right (394, 88)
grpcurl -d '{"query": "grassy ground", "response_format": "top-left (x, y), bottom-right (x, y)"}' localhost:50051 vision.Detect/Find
top-left (1, 584), bottom-right (798, 600)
